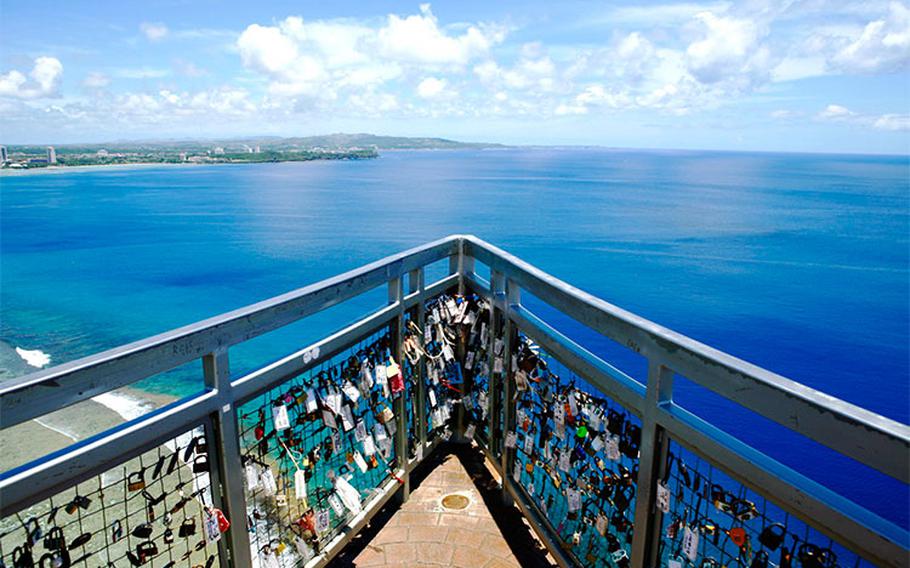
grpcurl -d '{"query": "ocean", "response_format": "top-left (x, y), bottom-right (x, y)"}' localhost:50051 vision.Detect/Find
top-left (1, 148), bottom-right (907, 528)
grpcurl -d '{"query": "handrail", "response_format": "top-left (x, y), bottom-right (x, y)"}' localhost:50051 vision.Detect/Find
top-left (0, 236), bottom-right (460, 429)
top-left (0, 235), bottom-right (906, 568)
top-left (462, 235), bottom-right (910, 483)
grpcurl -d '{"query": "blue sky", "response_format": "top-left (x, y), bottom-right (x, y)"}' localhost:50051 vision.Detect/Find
top-left (1, 1), bottom-right (908, 153)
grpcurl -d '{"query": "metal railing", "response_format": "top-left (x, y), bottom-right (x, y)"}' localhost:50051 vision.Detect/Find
top-left (0, 235), bottom-right (907, 568)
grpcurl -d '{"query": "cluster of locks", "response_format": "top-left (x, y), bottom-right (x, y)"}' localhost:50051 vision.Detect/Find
top-left (662, 452), bottom-right (843, 568)
top-left (507, 337), bottom-right (642, 568)
top-left (0, 430), bottom-right (224, 568)
top-left (237, 330), bottom-right (405, 567)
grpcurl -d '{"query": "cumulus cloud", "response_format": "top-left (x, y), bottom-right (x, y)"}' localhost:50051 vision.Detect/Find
top-left (873, 113), bottom-right (910, 130)
top-left (377, 4), bottom-right (505, 65)
top-left (140, 22), bottom-right (169, 41)
top-left (416, 77), bottom-right (447, 98)
top-left (0, 56), bottom-right (63, 99)
top-left (686, 12), bottom-right (771, 88)
top-left (817, 104), bottom-right (855, 119)
top-left (830, 1), bottom-right (910, 73)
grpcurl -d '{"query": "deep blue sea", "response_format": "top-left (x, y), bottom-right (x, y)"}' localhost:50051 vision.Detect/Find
top-left (1, 149), bottom-right (908, 529)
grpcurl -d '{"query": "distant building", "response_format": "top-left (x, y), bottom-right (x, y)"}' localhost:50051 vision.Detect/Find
top-left (213, 147), bottom-right (225, 155)
top-left (254, 145), bottom-right (261, 153)
top-left (47, 146), bottom-right (56, 164)
top-left (97, 149), bottom-right (109, 157)
top-left (0, 145), bottom-right (7, 163)
top-left (179, 152), bottom-right (187, 162)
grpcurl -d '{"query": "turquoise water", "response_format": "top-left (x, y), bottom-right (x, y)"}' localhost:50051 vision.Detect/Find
top-left (1, 149), bottom-right (908, 526)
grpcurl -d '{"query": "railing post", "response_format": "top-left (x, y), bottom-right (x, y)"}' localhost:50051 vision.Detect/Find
top-left (451, 248), bottom-right (474, 442)
top-left (499, 279), bottom-right (519, 505)
top-left (202, 350), bottom-right (253, 568)
top-left (409, 268), bottom-right (428, 450)
top-left (630, 360), bottom-right (674, 568)
top-left (389, 276), bottom-right (410, 502)
top-left (488, 270), bottom-right (506, 459)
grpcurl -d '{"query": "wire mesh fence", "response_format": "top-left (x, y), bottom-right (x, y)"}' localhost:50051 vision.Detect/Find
top-left (0, 426), bottom-right (223, 568)
top-left (235, 327), bottom-right (402, 568)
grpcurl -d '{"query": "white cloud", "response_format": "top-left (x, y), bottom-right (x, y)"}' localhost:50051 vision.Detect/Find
top-left (140, 22), bottom-right (169, 41)
top-left (830, 1), bottom-right (910, 73)
top-left (0, 56), bottom-right (63, 99)
top-left (377, 4), bottom-right (505, 65)
top-left (818, 104), bottom-right (855, 119)
top-left (686, 12), bottom-right (771, 88)
top-left (873, 113), bottom-right (910, 130)
top-left (237, 24), bottom-right (300, 75)
top-left (115, 68), bottom-right (170, 79)
top-left (83, 72), bottom-right (110, 88)
top-left (416, 77), bottom-right (447, 98)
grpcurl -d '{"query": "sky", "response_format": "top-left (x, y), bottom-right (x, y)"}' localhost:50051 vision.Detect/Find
top-left (0, 0), bottom-right (908, 153)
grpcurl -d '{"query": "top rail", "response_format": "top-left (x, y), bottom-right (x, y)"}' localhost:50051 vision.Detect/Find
top-left (462, 235), bottom-right (910, 484)
top-left (0, 236), bottom-right (460, 429)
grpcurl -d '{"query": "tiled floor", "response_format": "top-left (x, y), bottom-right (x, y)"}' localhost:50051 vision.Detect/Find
top-left (328, 443), bottom-right (556, 568)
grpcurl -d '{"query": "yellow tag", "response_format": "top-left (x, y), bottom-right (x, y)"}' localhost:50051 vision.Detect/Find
top-left (387, 358), bottom-right (400, 376)
top-left (275, 541), bottom-right (287, 555)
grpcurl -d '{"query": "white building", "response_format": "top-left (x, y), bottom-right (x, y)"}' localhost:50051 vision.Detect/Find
top-left (0, 145), bottom-right (8, 163)
top-left (47, 146), bottom-right (56, 164)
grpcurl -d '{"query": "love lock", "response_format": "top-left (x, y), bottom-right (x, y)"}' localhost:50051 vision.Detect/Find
top-left (758, 523), bottom-right (786, 551)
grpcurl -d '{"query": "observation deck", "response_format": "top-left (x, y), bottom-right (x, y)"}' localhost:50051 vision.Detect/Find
top-left (0, 235), bottom-right (907, 568)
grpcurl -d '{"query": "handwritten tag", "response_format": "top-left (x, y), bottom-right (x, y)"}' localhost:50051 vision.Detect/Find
top-left (363, 434), bottom-right (376, 456)
top-left (354, 421), bottom-right (367, 441)
top-left (505, 431), bottom-right (517, 448)
top-left (493, 357), bottom-right (503, 374)
top-left (668, 559), bottom-right (683, 568)
top-left (567, 488), bottom-right (581, 512)
top-left (342, 381), bottom-right (360, 403)
top-left (657, 481), bottom-right (671, 513)
top-left (322, 409), bottom-right (337, 430)
top-left (605, 435), bottom-right (621, 461)
top-left (204, 511), bottom-right (221, 543)
top-left (596, 514), bottom-right (608, 536)
top-left (465, 351), bottom-right (475, 370)
top-left (246, 463), bottom-right (260, 490)
top-left (524, 434), bottom-right (534, 454)
top-left (682, 526), bottom-right (699, 561)
top-left (558, 450), bottom-right (571, 472)
top-left (428, 389), bottom-right (437, 408)
top-left (295, 469), bottom-right (307, 503)
top-left (260, 467), bottom-right (277, 496)
top-left (272, 404), bottom-right (290, 431)
top-left (315, 510), bottom-right (330, 535)
top-left (373, 423), bottom-right (388, 441)
top-left (374, 364), bottom-right (387, 385)
top-left (328, 494), bottom-right (345, 517)
top-left (325, 391), bottom-right (342, 415)
top-left (305, 389), bottom-right (318, 413)
top-left (353, 451), bottom-right (368, 473)
top-left (340, 405), bottom-right (355, 431)
top-left (554, 404), bottom-right (565, 425)
top-left (464, 424), bottom-right (476, 439)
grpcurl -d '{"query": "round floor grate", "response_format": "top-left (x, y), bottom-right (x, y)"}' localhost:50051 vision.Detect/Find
top-left (441, 494), bottom-right (470, 510)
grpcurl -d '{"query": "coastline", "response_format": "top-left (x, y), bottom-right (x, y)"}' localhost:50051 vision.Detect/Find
top-left (0, 162), bottom-right (206, 176)
top-left (0, 340), bottom-right (177, 471)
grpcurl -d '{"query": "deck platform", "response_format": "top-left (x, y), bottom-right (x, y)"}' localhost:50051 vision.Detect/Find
top-left (329, 443), bottom-right (556, 568)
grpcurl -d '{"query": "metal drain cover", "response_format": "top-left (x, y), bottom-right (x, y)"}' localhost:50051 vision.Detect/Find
top-left (441, 494), bottom-right (470, 510)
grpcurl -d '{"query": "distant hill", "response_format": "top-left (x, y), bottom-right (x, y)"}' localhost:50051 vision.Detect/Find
top-left (8, 133), bottom-right (504, 154)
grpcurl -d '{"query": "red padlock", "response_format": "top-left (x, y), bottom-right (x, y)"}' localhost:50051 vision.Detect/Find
top-left (387, 359), bottom-right (404, 394)
top-left (215, 508), bottom-right (230, 532)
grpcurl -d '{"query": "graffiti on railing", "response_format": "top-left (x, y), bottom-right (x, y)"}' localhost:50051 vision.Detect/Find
top-left (658, 442), bottom-right (871, 568)
top-left (508, 335), bottom-right (642, 567)
top-left (236, 328), bottom-right (402, 568)
top-left (0, 427), bottom-right (223, 568)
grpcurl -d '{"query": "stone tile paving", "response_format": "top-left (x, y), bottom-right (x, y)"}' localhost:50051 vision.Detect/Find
top-left (328, 443), bottom-right (556, 568)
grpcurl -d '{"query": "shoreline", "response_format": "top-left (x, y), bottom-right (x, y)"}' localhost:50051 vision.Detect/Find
top-left (0, 340), bottom-right (178, 471)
